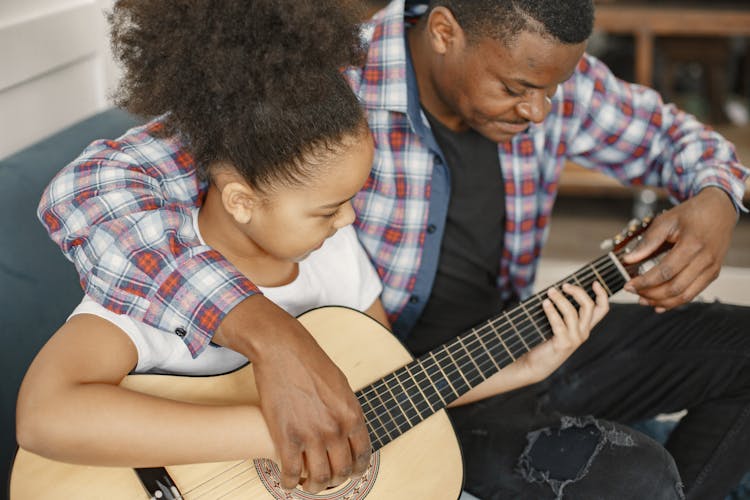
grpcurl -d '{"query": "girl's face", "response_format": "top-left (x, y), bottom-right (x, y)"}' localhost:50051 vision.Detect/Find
top-left (245, 133), bottom-right (374, 262)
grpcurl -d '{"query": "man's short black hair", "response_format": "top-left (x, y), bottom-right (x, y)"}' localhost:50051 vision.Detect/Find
top-left (429, 0), bottom-right (594, 46)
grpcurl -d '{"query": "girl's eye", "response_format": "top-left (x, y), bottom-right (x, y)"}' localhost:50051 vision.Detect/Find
top-left (322, 210), bottom-right (339, 219)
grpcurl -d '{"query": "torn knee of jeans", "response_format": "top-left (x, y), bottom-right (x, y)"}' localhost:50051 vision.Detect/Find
top-left (516, 416), bottom-right (635, 499)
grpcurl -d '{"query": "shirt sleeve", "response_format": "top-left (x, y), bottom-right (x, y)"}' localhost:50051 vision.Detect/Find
top-left (38, 136), bottom-right (259, 357)
top-left (563, 54), bottom-right (749, 213)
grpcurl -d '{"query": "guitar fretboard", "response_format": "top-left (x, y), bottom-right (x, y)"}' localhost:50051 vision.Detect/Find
top-left (356, 250), bottom-right (630, 451)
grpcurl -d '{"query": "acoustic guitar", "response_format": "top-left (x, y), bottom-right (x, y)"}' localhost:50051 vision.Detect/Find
top-left (10, 218), bottom-right (665, 499)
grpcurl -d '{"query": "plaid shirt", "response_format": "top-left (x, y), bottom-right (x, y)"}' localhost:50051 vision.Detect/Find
top-left (38, 120), bottom-right (258, 356)
top-left (39, 0), bottom-right (748, 353)
top-left (347, 0), bottom-right (748, 335)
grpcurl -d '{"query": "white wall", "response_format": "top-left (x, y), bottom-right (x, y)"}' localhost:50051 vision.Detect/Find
top-left (0, 0), bottom-right (119, 160)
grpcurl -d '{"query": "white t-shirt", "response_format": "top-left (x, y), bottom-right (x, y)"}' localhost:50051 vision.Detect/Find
top-left (70, 213), bottom-right (383, 376)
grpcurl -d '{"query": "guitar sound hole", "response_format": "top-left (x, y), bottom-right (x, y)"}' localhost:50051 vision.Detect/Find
top-left (254, 451), bottom-right (381, 499)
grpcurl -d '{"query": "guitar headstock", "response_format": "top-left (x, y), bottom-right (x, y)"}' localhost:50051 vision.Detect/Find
top-left (600, 215), bottom-right (672, 278)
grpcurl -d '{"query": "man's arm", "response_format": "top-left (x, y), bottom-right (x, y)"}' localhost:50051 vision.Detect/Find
top-left (38, 135), bottom-right (371, 492)
top-left (564, 54), bottom-right (749, 309)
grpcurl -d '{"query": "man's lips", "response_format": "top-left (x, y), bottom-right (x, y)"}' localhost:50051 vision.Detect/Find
top-left (493, 121), bottom-right (530, 134)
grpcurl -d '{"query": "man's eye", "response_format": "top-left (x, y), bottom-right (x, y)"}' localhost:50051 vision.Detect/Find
top-left (504, 85), bottom-right (522, 98)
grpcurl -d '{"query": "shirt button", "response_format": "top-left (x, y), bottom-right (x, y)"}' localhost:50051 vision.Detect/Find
top-left (174, 327), bottom-right (187, 338)
top-left (409, 295), bottom-right (420, 304)
top-left (427, 224), bottom-right (437, 234)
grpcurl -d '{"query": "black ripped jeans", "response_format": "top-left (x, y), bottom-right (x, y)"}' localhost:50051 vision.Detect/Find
top-left (447, 302), bottom-right (750, 500)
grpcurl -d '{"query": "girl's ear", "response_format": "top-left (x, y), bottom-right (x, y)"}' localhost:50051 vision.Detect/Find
top-left (221, 181), bottom-right (256, 224)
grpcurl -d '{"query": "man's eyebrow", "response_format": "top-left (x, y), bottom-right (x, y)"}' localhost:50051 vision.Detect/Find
top-left (513, 71), bottom-right (576, 90)
top-left (513, 78), bottom-right (545, 90)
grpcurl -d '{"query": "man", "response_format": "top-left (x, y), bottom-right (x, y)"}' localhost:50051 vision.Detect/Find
top-left (39, 0), bottom-right (749, 498)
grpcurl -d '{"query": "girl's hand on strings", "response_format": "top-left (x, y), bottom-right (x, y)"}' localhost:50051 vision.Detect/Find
top-left (517, 281), bottom-right (609, 383)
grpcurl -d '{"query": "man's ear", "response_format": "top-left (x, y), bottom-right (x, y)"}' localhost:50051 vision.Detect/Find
top-left (427, 6), bottom-right (464, 55)
top-left (221, 181), bottom-right (256, 224)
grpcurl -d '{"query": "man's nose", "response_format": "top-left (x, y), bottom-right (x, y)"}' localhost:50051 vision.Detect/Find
top-left (516, 89), bottom-right (552, 124)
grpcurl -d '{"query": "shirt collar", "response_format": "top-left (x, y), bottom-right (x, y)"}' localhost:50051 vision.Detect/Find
top-left (358, 0), bottom-right (410, 113)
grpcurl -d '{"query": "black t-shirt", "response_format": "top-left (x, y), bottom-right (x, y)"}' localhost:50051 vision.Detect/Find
top-left (407, 110), bottom-right (506, 356)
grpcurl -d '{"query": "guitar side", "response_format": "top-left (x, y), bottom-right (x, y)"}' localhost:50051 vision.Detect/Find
top-left (10, 306), bottom-right (463, 499)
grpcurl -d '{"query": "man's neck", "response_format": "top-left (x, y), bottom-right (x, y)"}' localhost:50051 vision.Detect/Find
top-left (407, 19), bottom-right (466, 132)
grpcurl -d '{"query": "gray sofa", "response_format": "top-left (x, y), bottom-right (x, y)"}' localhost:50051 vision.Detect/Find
top-left (0, 109), bottom-right (140, 497)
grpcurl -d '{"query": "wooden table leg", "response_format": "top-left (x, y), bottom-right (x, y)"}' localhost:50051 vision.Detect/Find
top-left (635, 28), bottom-right (655, 87)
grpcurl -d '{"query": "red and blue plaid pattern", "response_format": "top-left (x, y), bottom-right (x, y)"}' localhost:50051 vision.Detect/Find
top-left (39, 0), bottom-right (748, 351)
top-left (347, 0), bottom-right (748, 326)
top-left (38, 120), bottom-right (258, 356)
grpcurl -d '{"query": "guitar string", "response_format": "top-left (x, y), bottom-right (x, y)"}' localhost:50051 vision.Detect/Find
top-left (360, 259), bottom-right (625, 441)
top-left (357, 253), bottom-right (617, 405)
top-left (176, 459), bottom-right (252, 497)
top-left (361, 261), bottom-right (627, 445)
top-left (360, 251), bottom-right (622, 404)
top-left (157, 255), bottom-right (628, 495)
top-left (358, 255), bottom-right (627, 443)
top-left (362, 263), bottom-right (625, 447)
top-left (359, 253), bottom-right (621, 411)
top-left (184, 464), bottom-right (259, 500)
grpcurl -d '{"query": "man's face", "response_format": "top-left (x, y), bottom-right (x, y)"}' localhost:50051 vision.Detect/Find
top-left (433, 30), bottom-right (587, 143)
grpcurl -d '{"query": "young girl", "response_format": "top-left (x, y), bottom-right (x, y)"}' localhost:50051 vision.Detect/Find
top-left (16, 0), bottom-right (608, 494)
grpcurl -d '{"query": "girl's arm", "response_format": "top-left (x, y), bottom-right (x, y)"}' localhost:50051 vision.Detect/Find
top-left (364, 298), bottom-right (390, 329)
top-left (450, 281), bottom-right (609, 407)
top-left (16, 314), bottom-right (276, 467)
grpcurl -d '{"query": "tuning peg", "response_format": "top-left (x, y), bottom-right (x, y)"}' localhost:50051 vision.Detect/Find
top-left (600, 238), bottom-right (614, 251)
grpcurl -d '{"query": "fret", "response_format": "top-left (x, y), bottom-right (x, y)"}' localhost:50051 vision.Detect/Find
top-left (369, 381), bottom-right (406, 435)
top-left (358, 388), bottom-right (394, 444)
top-left (505, 310), bottom-right (530, 351)
top-left (487, 319), bottom-right (515, 361)
top-left (474, 330), bottom-right (501, 371)
top-left (443, 347), bottom-right (471, 388)
top-left (383, 374), bottom-right (418, 428)
top-left (571, 273), bottom-right (585, 289)
top-left (520, 298), bottom-right (547, 342)
top-left (417, 356), bottom-right (449, 407)
top-left (404, 362), bottom-right (436, 413)
top-left (608, 251), bottom-right (631, 283)
top-left (392, 370), bottom-right (425, 420)
top-left (425, 353), bottom-right (457, 403)
top-left (457, 334), bottom-right (489, 381)
top-left (430, 346), bottom-right (468, 401)
top-left (410, 358), bottom-right (445, 411)
top-left (589, 264), bottom-right (613, 295)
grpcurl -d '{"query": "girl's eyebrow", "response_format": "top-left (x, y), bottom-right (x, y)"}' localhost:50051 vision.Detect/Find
top-left (319, 195), bottom-right (354, 209)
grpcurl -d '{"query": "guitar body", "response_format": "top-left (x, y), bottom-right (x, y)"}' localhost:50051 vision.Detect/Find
top-left (10, 307), bottom-right (463, 499)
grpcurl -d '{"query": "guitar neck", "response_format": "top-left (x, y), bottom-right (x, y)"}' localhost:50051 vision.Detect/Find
top-left (357, 249), bottom-right (631, 451)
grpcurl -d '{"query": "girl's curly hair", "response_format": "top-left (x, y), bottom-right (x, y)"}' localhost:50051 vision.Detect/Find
top-left (110, 0), bottom-right (367, 188)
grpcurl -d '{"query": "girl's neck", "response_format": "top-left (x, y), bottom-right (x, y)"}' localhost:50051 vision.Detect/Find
top-left (197, 185), bottom-right (298, 288)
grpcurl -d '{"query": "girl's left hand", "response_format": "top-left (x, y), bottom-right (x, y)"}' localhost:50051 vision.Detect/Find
top-left (516, 281), bottom-right (609, 384)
